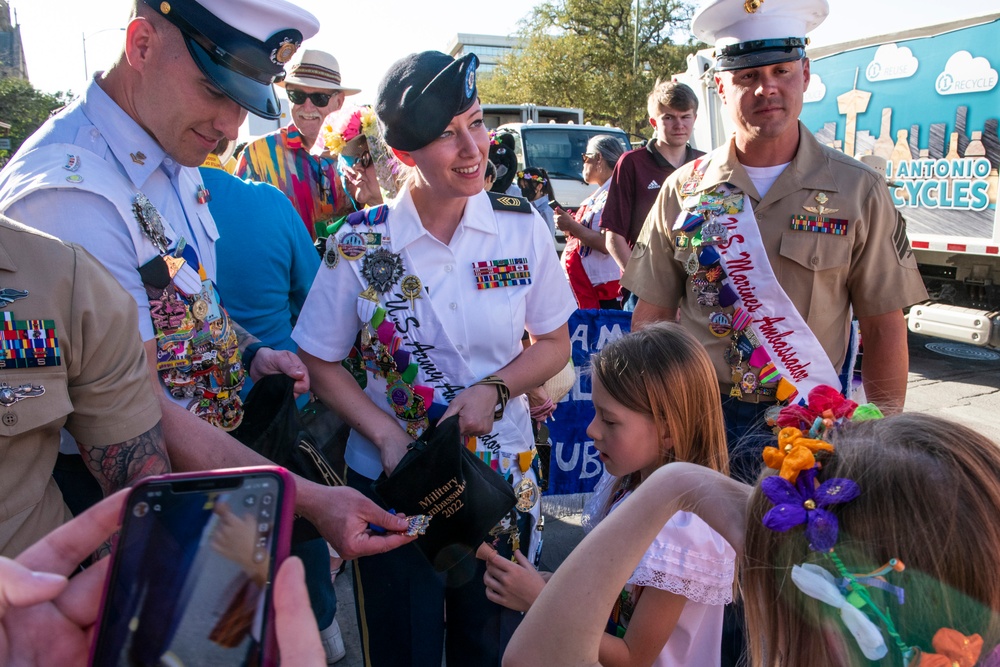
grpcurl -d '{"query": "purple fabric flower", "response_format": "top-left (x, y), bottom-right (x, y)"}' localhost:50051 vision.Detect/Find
top-left (981, 644), bottom-right (1000, 667)
top-left (761, 468), bottom-right (860, 551)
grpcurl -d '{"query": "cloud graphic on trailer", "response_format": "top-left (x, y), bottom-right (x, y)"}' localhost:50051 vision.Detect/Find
top-left (804, 75), bottom-right (826, 103)
top-left (865, 44), bottom-right (919, 82)
top-left (935, 51), bottom-right (998, 95)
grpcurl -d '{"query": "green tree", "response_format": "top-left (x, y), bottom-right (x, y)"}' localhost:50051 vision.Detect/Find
top-left (478, 0), bottom-right (703, 139)
top-left (0, 78), bottom-right (71, 164)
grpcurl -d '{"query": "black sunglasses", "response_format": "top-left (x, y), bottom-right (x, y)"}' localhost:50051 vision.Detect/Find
top-left (286, 89), bottom-right (334, 107)
top-left (357, 152), bottom-right (373, 169)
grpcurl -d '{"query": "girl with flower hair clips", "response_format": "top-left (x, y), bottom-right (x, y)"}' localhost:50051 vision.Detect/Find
top-left (505, 388), bottom-right (1000, 667)
top-left (486, 322), bottom-right (735, 666)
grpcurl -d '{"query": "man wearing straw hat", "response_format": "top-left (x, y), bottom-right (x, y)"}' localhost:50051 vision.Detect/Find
top-left (237, 49), bottom-right (361, 240)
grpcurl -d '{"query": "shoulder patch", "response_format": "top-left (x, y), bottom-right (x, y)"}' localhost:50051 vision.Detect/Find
top-left (488, 191), bottom-right (532, 213)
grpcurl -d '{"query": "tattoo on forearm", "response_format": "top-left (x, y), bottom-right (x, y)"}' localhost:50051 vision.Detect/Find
top-left (80, 422), bottom-right (170, 496)
top-left (233, 321), bottom-right (260, 354)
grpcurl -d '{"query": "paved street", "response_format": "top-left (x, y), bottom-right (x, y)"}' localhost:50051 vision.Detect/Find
top-left (329, 331), bottom-right (1000, 666)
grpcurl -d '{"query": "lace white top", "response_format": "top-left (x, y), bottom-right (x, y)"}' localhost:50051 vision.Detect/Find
top-left (583, 471), bottom-right (736, 666)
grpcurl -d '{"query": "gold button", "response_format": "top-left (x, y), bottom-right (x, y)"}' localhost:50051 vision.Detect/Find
top-left (160, 1), bottom-right (171, 14)
top-left (2, 412), bottom-right (17, 426)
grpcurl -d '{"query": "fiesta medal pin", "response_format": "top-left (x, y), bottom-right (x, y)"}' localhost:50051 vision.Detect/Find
top-left (362, 247), bottom-right (404, 293)
top-left (132, 193), bottom-right (169, 252)
top-left (323, 240), bottom-right (340, 269)
top-left (680, 170), bottom-right (703, 195)
top-left (338, 231), bottom-right (368, 261)
top-left (708, 311), bottom-right (732, 337)
top-left (400, 275), bottom-right (423, 309)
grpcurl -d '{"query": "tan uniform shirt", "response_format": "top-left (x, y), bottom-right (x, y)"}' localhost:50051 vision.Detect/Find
top-left (0, 217), bottom-right (160, 556)
top-left (622, 124), bottom-right (928, 391)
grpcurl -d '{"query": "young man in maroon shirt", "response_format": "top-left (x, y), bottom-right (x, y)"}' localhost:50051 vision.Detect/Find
top-left (601, 80), bottom-right (703, 310)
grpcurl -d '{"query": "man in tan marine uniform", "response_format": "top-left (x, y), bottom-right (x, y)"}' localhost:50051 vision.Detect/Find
top-left (0, 217), bottom-right (166, 557)
top-left (623, 0), bottom-right (928, 483)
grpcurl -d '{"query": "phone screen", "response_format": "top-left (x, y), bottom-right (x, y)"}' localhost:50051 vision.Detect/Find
top-left (90, 470), bottom-right (289, 667)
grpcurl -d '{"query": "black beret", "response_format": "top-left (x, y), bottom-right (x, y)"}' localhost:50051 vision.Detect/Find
top-left (376, 51), bottom-right (480, 152)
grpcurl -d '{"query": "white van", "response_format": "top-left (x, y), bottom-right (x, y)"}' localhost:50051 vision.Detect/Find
top-left (495, 123), bottom-right (631, 209)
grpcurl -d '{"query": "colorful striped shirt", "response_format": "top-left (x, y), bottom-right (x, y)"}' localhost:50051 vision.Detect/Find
top-left (236, 124), bottom-right (351, 240)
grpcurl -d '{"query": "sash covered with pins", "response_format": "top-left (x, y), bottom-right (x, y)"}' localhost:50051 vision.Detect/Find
top-left (327, 205), bottom-right (544, 557)
top-left (135, 194), bottom-right (245, 431)
top-left (673, 155), bottom-right (842, 408)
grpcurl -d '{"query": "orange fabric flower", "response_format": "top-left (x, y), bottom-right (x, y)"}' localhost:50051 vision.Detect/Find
top-left (916, 629), bottom-right (983, 667)
top-left (762, 427), bottom-right (835, 483)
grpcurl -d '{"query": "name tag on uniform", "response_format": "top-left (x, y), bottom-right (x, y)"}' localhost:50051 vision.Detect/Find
top-left (0, 312), bottom-right (61, 368)
top-left (473, 258), bottom-right (532, 290)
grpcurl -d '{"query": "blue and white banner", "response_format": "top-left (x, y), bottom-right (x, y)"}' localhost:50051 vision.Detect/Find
top-left (543, 309), bottom-right (631, 496)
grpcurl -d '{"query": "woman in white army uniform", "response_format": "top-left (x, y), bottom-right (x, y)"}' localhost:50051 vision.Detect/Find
top-left (293, 51), bottom-right (574, 666)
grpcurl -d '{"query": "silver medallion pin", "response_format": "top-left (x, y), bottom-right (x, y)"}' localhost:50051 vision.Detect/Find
top-left (132, 193), bottom-right (169, 252)
top-left (361, 247), bottom-right (404, 293)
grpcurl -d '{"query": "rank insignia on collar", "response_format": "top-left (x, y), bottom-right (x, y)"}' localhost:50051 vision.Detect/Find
top-left (362, 247), bottom-right (404, 293)
top-left (132, 192), bottom-right (170, 253)
top-left (63, 154), bottom-right (80, 172)
top-left (130, 151), bottom-right (147, 166)
top-left (0, 288), bottom-right (28, 308)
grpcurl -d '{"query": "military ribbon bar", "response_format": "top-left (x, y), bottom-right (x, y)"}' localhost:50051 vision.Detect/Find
top-left (473, 258), bottom-right (532, 290)
top-left (791, 215), bottom-right (849, 235)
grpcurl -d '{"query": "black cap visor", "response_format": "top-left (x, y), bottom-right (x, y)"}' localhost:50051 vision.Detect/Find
top-left (185, 37), bottom-right (282, 119)
top-left (715, 38), bottom-right (806, 72)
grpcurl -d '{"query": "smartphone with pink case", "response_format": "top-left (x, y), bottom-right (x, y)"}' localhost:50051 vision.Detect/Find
top-left (89, 467), bottom-right (295, 667)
